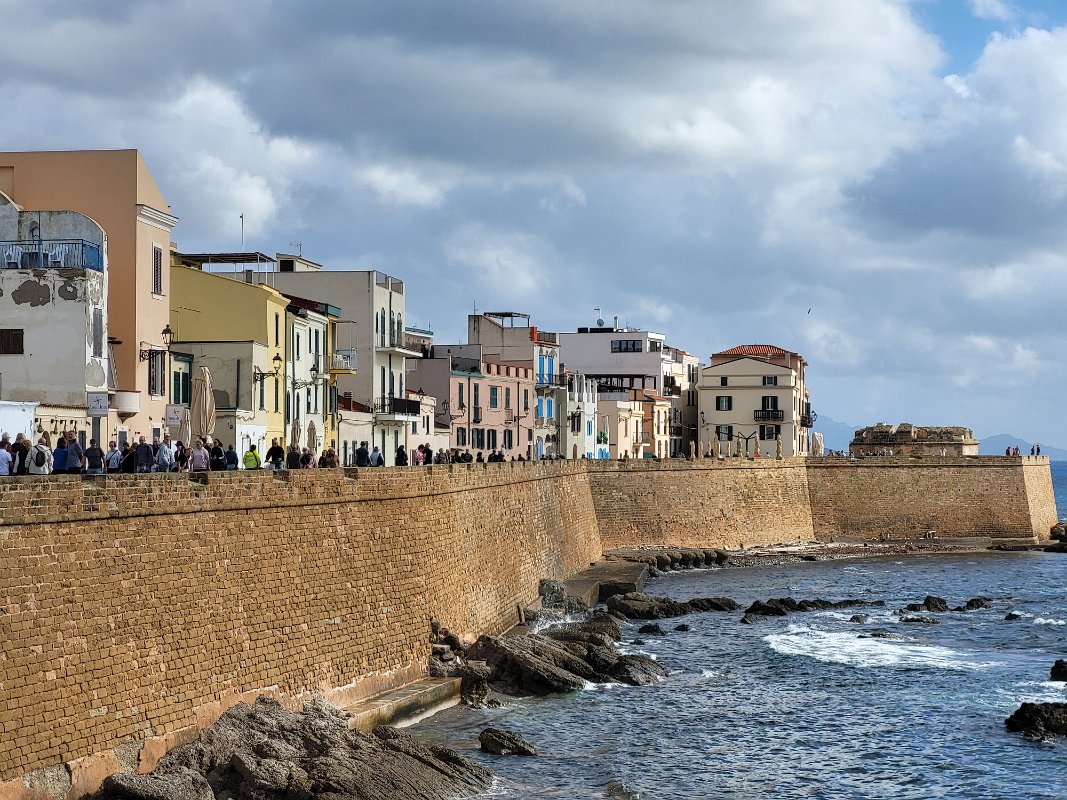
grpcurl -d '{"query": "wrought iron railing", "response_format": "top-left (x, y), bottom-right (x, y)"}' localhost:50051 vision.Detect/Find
top-left (1, 239), bottom-right (103, 272)
top-left (374, 397), bottom-right (421, 416)
top-left (754, 409), bottom-right (785, 422)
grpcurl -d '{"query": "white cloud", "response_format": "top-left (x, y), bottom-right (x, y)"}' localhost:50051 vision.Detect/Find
top-left (968, 0), bottom-right (1016, 23)
top-left (441, 224), bottom-right (557, 298)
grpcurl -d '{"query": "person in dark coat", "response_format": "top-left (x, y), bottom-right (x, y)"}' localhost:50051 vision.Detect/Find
top-left (354, 441), bottom-right (370, 467)
top-left (395, 446), bottom-right (408, 466)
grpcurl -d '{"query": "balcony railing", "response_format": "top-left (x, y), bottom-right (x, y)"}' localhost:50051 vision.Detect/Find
top-left (1, 239), bottom-right (103, 272)
top-left (535, 373), bottom-right (567, 387)
top-left (800, 413), bottom-right (815, 428)
top-left (662, 385), bottom-right (681, 397)
top-left (374, 397), bottom-right (421, 417)
top-left (754, 409), bottom-right (785, 422)
top-left (473, 405), bottom-right (483, 423)
top-left (331, 349), bottom-right (357, 373)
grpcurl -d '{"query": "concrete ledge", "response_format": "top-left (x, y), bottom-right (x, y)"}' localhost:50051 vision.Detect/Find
top-left (564, 559), bottom-right (649, 606)
top-left (341, 678), bottom-right (461, 733)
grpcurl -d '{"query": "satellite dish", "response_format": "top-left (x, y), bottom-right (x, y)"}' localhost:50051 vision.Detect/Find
top-left (597, 318), bottom-right (605, 326)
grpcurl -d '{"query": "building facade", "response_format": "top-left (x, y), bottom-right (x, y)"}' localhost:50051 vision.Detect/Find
top-left (0, 149), bottom-right (178, 442)
top-left (559, 374), bottom-right (598, 459)
top-left (697, 344), bottom-right (813, 457)
top-left (0, 189), bottom-right (110, 446)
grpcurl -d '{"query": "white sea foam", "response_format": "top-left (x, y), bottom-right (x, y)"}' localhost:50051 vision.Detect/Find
top-left (998, 681), bottom-right (1067, 704)
top-left (1033, 617), bottom-right (1066, 626)
top-left (764, 624), bottom-right (1001, 670)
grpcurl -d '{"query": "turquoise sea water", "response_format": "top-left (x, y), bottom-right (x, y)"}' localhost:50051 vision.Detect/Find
top-left (1051, 460), bottom-right (1067, 519)
top-left (415, 552), bottom-right (1067, 799)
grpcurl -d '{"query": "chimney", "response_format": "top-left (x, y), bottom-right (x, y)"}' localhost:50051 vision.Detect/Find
top-left (613, 315), bottom-right (619, 330)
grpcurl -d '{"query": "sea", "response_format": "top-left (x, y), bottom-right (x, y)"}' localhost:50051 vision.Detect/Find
top-left (410, 465), bottom-right (1067, 799)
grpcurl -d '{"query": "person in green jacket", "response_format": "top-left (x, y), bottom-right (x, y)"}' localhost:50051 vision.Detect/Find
top-left (242, 444), bottom-right (262, 470)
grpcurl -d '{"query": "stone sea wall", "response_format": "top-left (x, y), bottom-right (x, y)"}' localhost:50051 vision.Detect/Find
top-left (0, 456), bottom-right (1055, 798)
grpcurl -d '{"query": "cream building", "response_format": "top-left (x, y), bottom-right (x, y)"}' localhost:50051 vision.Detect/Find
top-left (0, 190), bottom-right (110, 445)
top-left (559, 374), bottom-right (598, 459)
top-left (597, 391), bottom-right (645, 460)
top-left (0, 150), bottom-right (178, 442)
top-left (697, 344), bottom-right (813, 457)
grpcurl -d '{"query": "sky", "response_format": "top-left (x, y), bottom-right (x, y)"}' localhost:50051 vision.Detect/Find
top-left (3, 0), bottom-right (1067, 442)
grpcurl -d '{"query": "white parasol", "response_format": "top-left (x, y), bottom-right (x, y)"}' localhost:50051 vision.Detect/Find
top-left (190, 366), bottom-right (216, 443)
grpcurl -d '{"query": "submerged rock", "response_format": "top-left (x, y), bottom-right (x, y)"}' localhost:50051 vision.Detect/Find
top-left (743, 597), bottom-right (884, 619)
top-left (638, 623), bottom-right (666, 636)
top-left (479, 728), bottom-right (538, 756)
top-left (904, 595), bottom-right (949, 613)
top-left (675, 624), bottom-right (691, 632)
top-left (958, 597), bottom-right (992, 611)
top-left (901, 615), bottom-right (940, 624)
top-left (92, 697), bottom-right (493, 800)
top-left (1005, 702), bottom-right (1067, 740)
top-left (1004, 612), bottom-right (1023, 621)
top-left (849, 614), bottom-right (869, 624)
top-left (1051, 660), bottom-right (1067, 682)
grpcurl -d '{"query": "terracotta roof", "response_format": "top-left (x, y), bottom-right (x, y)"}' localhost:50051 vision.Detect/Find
top-left (717, 344), bottom-right (791, 356)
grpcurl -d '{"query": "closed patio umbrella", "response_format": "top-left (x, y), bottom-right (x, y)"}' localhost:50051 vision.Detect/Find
top-left (306, 420), bottom-right (317, 452)
top-left (177, 405), bottom-right (192, 446)
top-left (290, 419), bottom-right (301, 449)
top-left (190, 366), bottom-right (216, 443)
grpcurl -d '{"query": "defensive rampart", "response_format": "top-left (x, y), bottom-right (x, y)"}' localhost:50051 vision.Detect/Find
top-left (0, 456), bottom-right (1055, 798)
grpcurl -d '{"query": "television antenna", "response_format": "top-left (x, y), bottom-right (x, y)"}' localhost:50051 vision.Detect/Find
top-left (594, 306), bottom-right (604, 326)
top-left (289, 241), bottom-right (303, 256)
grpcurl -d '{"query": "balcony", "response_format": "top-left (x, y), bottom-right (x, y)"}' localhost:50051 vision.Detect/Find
top-left (111, 390), bottom-right (140, 417)
top-left (375, 335), bottom-right (421, 358)
top-left (754, 409), bottom-right (785, 422)
top-left (535, 373), bottom-right (567, 388)
top-left (330, 348), bottom-right (357, 375)
top-left (641, 431), bottom-right (651, 445)
top-left (373, 396), bottom-right (421, 419)
top-left (800, 413), bottom-right (815, 428)
top-left (473, 405), bottom-right (483, 423)
top-left (2, 239), bottom-right (104, 272)
top-left (662, 385), bottom-right (682, 397)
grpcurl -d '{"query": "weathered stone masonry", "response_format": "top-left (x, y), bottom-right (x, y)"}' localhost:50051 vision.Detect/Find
top-left (0, 457), bottom-right (1055, 797)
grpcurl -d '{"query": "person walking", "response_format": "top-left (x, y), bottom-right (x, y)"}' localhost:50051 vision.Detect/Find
top-left (226, 445), bottom-right (240, 470)
top-left (242, 444), bottom-right (262, 469)
top-left (134, 436), bottom-right (155, 473)
top-left (83, 439), bottom-right (105, 475)
top-left (11, 433), bottom-right (30, 475)
top-left (156, 434), bottom-right (175, 473)
top-left (395, 445), bottom-right (408, 466)
top-left (105, 441), bottom-right (121, 473)
top-left (286, 445), bottom-right (302, 470)
top-left (354, 440), bottom-right (370, 467)
top-left (189, 439), bottom-right (210, 472)
top-left (265, 438), bottom-right (285, 470)
top-left (0, 441), bottom-right (12, 476)
top-left (369, 445), bottom-right (383, 466)
top-left (174, 441), bottom-right (189, 472)
top-left (66, 432), bottom-right (85, 474)
top-left (28, 437), bottom-right (53, 475)
top-left (209, 439), bottom-right (226, 471)
top-left (321, 448), bottom-right (339, 468)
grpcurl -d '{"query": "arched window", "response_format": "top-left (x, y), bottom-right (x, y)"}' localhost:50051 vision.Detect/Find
top-left (379, 309), bottom-right (386, 346)
top-left (389, 311), bottom-right (395, 346)
top-left (396, 313), bottom-right (403, 345)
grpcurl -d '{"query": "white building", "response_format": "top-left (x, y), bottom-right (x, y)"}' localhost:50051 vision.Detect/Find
top-left (558, 323), bottom-right (700, 457)
top-left (559, 373), bottom-right (598, 459)
top-left (0, 189), bottom-right (110, 446)
top-left (697, 344), bottom-right (813, 457)
top-left (597, 391), bottom-right (645, 460)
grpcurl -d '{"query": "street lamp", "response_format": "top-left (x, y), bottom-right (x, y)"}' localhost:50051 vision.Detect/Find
top-left (253, 353), bottom-right (283, 384)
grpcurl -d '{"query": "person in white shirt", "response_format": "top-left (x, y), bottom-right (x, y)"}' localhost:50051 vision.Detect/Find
top-left (28, 438), bottom-right (53, 475)
top-left (155, 434), bottom-right (176, 472)
top-left (0, 441), bottom-right (12, 476)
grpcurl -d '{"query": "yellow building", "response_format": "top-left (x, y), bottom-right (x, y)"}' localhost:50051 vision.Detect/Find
top-left (0, 149), bottom-right (179, 443)
top-left (170, 257), bottom-right (288, 449)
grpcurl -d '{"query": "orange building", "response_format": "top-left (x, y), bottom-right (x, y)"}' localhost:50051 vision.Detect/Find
top-left (0, 150), bottom-right (179, 441)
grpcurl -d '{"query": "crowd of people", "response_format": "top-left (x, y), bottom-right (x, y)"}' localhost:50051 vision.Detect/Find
top-left (0, 431), bottom-right (558, 476)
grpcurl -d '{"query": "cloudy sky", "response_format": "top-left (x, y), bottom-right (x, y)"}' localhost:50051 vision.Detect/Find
top-left (4, 0), bottom-right (1067, 442)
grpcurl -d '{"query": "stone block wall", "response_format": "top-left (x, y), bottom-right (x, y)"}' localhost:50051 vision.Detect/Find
top-left (0, 463), bottom-right (600, 794)
top-left (806, 456), bottom-right (1057, 544)
top-left (588, 459), bottom-right (815, 550)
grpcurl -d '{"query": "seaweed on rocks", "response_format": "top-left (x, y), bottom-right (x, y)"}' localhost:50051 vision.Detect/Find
top-left (90, 697), bottom-right (493, 800)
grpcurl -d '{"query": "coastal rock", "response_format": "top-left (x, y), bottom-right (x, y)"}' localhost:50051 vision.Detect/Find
top-left (849, 614), bottom-right (869, 624)
top-left (631, 638), bottom-right (646, 645)
top-left (637, 623), bottom-right (666, 636)
top-left (901, 615), bottom-right (940, 624)
top-left (612, 653), bottom-right (668, 686)
top-left (675, 624), bottom-right (691, 632)
top-left (740, 613), bottom-right (766, 625)
top-left (860, 629), bottom-right (897, 639)
top-left (93, 697), bottom-right (493, 800)
top-left (605, 592), bottom-right (740, 619)
top-left (1005, 702), bottom-right (1067, 740)
top-left (742, 597), bottom-right (884, 619)
top-left (904, 595), bottom-right (949, 613)
top-left (479, 728), bottom-right (538, 756)
top-left (1051, 660), bottom-right (1067, 682)
top-left (957, 597), bottom-right (992, 612)
top-left (1004, 612), bottom-right (1023, 621)
top-left (456, 661), bottom-right (495, 708)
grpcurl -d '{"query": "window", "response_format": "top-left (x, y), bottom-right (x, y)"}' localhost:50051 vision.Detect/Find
top-left (504, 387), bottom-right (511, 409)
top-left (487, 429), bottom-right (497, 449)
top-left (489, 386), bottom-right (499, 409)
top-left (274, 377), bottom-right (279, 413)
top-left (504, 429), bottom-right (513, 449)
top-left (456, 428), bottom-right (467, 446)
top-left (547, 355), bottom-right (554, 379)
top-left (458, 383), bottom-right (465, 408)
top-left (313, 329), bottom-right (319, 360)
top-left (536, 397), bottom-right (544, 418)
top-left (546, 397), bottom-right (554, 419)
top-left (538, 354), bottom-right (545, 382)
top-left (259, 378), bottom-right (265, 411)
top-left (295, 332), bottom-right (301, 361)
top-left (424, 414), bottom-right (430, 433)
top-left (587, 420), bottom-right (593, 436)
top-left (720, 377), bottom-right (728, 387)
top-left (379, 309), bottom-right (386, 346)
top-left (523, 389), bottom-right (529, 411)
top-left (760, 424), bottom-right (781, 441)
top-left (92, 309), bottom-right (103, 358)
top-left (715, 395), bottom-right (732, 411)
top-left (152, 246), bottom-right (163, 295)
top-left (610, 339), bottom-right (643, 353)
top-left (171, 366), bottom-right (191, 405)
top-left (147, 351), bottom-right (166, 396)
top-left (412, 420), bottom-right (418, 434)
top-left (687, 390), bottom-right (696, 407)
top-left (306, 387), bottom-right (311, 413)
top-left (473, 384), bottom-right (480, 408)
top-left (473, 428), bottom-right (485, 449)
top-left (274, 313), bottom-right (280, 347)
top-left (761, 396), bottom-right (779, 411)
top-left (763, 376), bottom-right (778, 386)
top-left (0, 328), bottom-right (24, 354)
top-left (716, 425), bottom-right (733, 441)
